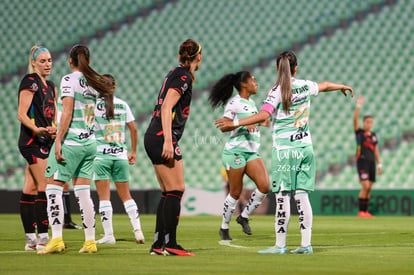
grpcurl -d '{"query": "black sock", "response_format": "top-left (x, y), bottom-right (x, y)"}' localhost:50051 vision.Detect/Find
top-left (20, 193), bottom-right (36, 234)
top-left (164, 190), bottom-right (183, 247)
top-left (63, 192), bottom-right (72, 224)
top-left (35, 192), bottom-right (49, 234)
top-left (359, 198), bottom-right (369, 212)
top-left (152, 192), bottom-right (166, 248)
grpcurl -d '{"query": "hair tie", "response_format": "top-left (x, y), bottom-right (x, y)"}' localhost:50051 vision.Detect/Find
top-left (189, 43), bottom-right (202, 58)
top-left (33, 47), bottom-right (49, 60)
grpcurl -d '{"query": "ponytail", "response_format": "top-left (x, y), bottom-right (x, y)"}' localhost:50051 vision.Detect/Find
top-left (69, 45), bottom-right (115, 119)
top-left (275, 51), bottom-right (297, 113)
top-left (209, 71), bottom-right (251, 109)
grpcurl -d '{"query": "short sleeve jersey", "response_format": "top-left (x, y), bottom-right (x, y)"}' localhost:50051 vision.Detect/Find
top-left (223, 95), bottom-right (261, 153)
top-left (18, 73), bottom-right (56, 146)
top-left (58, 71), bottom-right (98, 146)
top-left (355, 128), bottom-right (378, 161)
top-left (263, 78), bottom-right (319, 149)
top-left (94, 96), bottom-right (135, 160)
top-left (145, 66), bottom-right (193, 141)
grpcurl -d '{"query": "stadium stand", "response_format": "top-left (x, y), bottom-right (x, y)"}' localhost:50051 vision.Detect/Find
top-left (1, 0), bottom-right (412, 191)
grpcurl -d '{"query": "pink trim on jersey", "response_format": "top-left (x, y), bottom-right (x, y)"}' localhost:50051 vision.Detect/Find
top-left (261, 103), bottom-right (274, 115)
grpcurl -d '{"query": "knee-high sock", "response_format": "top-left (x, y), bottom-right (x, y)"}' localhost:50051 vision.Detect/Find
top-left (35, 191), bottom-right (49, 234)
top-left (99, 200), bottom-right (113, 236)
top-left (241, 189), bottom-right (267, 218)
top-left (152, 192), bottom-right (166, 247)
top-left (294, 191), bottom-right (313, 247)
top-left (124, 199), bottom-right (142, 231)
top-left (275, 192), bottom-right (291, 248)
top-left (74, 185), bottom-right (95, 241)
top-left (164, 191), bottom-right (183, 247)
top-left (221, 194), bottom-right (237, 229)
top-left (46, 185), bottom-right (64, 239)
top-left (20, 193), bottom-right (36, 235)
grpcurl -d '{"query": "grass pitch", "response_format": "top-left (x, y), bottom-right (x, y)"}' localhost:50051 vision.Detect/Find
top-left (0, 214), bottom-right (413, 274)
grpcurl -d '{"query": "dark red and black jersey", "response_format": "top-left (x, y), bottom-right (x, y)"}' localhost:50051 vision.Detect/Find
top-left (18, 73), bottom-right (56, 147)
top-left (145, 66), bottom-right (193, 141)
top-left (355, 128), bottom-right (378, 161)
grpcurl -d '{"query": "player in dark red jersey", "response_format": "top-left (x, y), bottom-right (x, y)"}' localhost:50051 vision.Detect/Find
top-left (354, 96), bottom-right (382, 218)
top-left (17, 46), bottom-right (57, 251)
top-left (144, 39), bottom-right (202, 256)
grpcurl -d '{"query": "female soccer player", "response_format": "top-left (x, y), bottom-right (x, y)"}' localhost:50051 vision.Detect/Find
top-left (354, 96), bottom-right (382, 218)
top-left (144, 39), bottom-right (202, 256)
top-left (18, 46), bottom-right (57, 251)
top-left (209, 71), bottom-right (270, 241)
top-left (93, 74), bottom-right (144, 244)
top-left (216, 51), bottom-right (353, 254)
top-left (38, 45), bottom-right (114, 254)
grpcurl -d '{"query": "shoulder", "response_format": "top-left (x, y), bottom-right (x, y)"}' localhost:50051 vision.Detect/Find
top-left (19, 73), bottom-right (40, 91)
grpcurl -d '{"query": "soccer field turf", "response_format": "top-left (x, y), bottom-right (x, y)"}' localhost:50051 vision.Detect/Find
top-left (0, 214), bottom-right (413, 274)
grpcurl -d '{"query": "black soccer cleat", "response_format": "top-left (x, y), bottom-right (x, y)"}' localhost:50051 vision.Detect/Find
top-left (63, 221), bottom-right (83, 230)
top-left (219, 228), bottom-right (232, 241)
top-left (236, 215), bottom-right (252, 235)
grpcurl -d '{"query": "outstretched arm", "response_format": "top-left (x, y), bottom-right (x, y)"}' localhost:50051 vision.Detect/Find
top-left (318, 81), bottom-right (354, 97)
top-left (354, 96), bottom-right (364, 131)
top-left (215, 110), bottom-right (271, 131)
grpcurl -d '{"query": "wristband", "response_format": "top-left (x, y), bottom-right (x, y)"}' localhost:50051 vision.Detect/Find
top-left (356, 104), bottom-right (362, 108)
top-left (233, 118), bottom-right (239, 127)
top-left (378, 163), bottom-right (382, 168)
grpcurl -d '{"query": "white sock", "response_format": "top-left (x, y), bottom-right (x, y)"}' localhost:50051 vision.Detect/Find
top-left (275, 192), bottom-right (291, 248)
top-left (74, 185), bottom-right (95, 241)
top-left (99, 200), bottom-right (113, 236)
top-left (294, 190), bottom-right (313, 247)
top-left (124, 199), bottom-right (142, 231)
top-left (38, 232), bottom-right (49, 240)
top-left (45, 185), bottom-right (64, 239)
top-left (26, 233), bottom-right (36, 241)
top-left (241, 189), bottom-right (267, 218)
top-left (221, 194), bottom-right (237, 229)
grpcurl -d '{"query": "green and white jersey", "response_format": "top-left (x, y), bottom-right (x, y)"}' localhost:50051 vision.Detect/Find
top-left (263, 78), bottom-right (319, 150)
top-left (58, 71), bottom-right (98, 146)
top-left (94, 96), bottom-right (134, 160)
top-left (223, 94), bottom-right (261, 153)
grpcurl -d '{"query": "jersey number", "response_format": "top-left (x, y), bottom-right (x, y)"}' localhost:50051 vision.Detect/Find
top-left (104, 125), bottom-right (122, 143)
top-left (84, 105), bottom-right (95, 127)
top-left (293, 105), bottom-right (309, 128)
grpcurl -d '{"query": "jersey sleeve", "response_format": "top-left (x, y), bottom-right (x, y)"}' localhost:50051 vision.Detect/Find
top-left (223, 99), bottom-right (237, 120)
top-left (60, 75), bottom-right (75, 98)
top-left (263, 86), bottom-right (280, 109)
top-left (307, 80), bottom-right (319, 96)
top-left (19, 75), bottom-right (38, 93)
top-left (168, 73), bottom-right (192, 96)
top-left (125, 102), bottom-right (135, 123)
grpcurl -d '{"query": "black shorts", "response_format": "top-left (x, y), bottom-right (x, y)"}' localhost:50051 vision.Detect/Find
top-left (19, 143), bottom-right (51, 165)
top-left (357, 158), bottom-right (376, 182)
top-left (144, 133), bottom-right (182, 165)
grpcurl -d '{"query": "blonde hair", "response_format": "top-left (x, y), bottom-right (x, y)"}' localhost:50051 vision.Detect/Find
top-left (28, 46), bottom-right (42, 74)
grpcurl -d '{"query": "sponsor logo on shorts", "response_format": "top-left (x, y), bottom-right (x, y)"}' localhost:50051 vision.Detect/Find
top-left (175, 146), bottom-right (181, 156)
top-left (234, 156), bottom-right (241, 166)
top-left (40, 146), bottom-right (49, 155)
top-left (361, 172), bottom-right (369, 180)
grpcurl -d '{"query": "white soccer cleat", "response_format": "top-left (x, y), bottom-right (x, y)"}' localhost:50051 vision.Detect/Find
top-left (96, 235), bottom-right (116, 244)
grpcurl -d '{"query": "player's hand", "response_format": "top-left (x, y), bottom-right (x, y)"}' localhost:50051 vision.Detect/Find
top-left (377, 166), bottom-right (383, 175)
top-left (54, 140), bottom-right (66, 162)
top-left (246, 125), bottom-right (258, 132)
top-left (340, 85), bottom-right (354, 97)
top-left (215, 118), bottom-right (235, 132)
top-left (357, 95), bottom-right (364, 106)
top-left (128, 152), bottom-right (136, 165)
top-left (46, 126), bottom-right (57, 135)
top-left (161, 141), bottom-right (174, 161)
top-left (35, 127), bottom-right (49, 135)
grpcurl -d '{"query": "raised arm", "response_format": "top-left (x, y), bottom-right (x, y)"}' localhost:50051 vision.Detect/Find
top-left (354, 96), bottom-right (364, 131)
